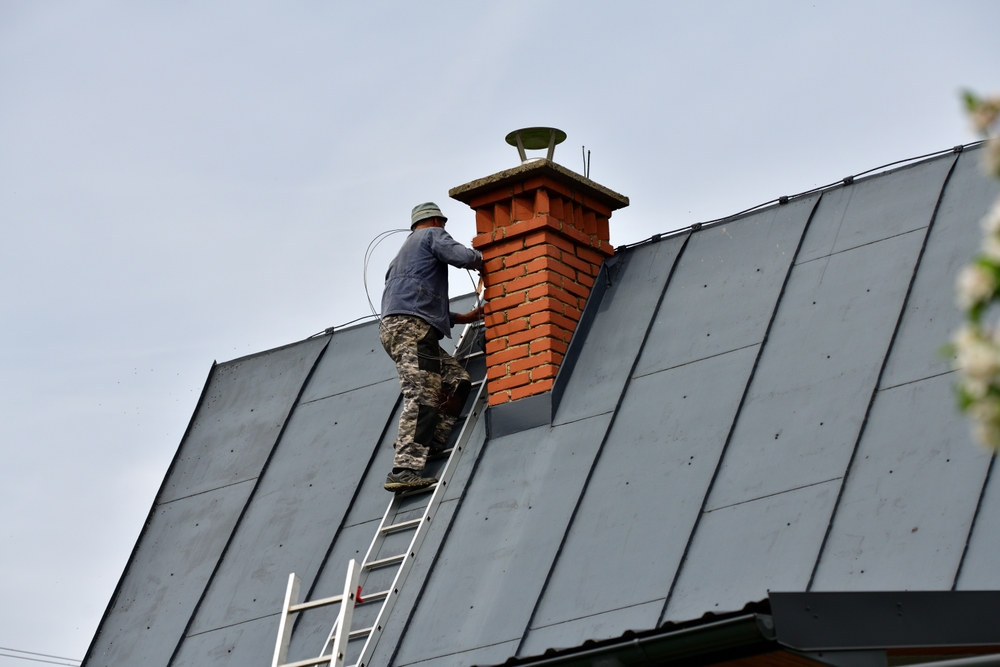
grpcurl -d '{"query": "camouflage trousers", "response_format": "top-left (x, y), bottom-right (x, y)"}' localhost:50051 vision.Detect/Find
top-left (379, 315), bottom-right (471, 471)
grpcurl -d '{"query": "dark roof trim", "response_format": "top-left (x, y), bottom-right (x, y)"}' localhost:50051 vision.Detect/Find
top-left (490, 614), bottom-right (776, 667)
top-left (771, 592), bottom-right (1000, 651)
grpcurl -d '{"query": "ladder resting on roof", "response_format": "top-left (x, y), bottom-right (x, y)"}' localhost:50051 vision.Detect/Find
top-left (271, 318), bottom-right (486, 667)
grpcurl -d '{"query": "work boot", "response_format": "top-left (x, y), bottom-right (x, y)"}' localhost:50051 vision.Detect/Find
top-left (384, 468), bottom-right (437, 493)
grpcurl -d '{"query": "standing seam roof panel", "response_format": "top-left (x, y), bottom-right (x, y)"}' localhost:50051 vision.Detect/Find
top-left (520, 196), bottom-right (818, 653)
top-left (811, 149), bottom-right (996, 591)
top-left (664, 155), bottom-right (953, 622)
top-left (83, 337), bottom-right (329, 667)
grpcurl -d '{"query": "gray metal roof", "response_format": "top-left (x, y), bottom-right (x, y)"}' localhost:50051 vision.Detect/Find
top-left (83, 145), bottom-right (1000, 667)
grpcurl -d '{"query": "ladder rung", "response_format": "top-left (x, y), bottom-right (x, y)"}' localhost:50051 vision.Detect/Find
top-left (348, 626), bottom-right (374, 640)
top-left (380, 518), bottom-right (422, 534)
top-left (280, 656), bottom-right (338, 667)
top-left (287, 593), bottom-right (344, 613)
top-left (459, 350), bottom-right (484, 361)
top-left (364, 553), bottom-right (405, 569)
top-left (358, 589), bottom-right (389, 604)
top-left (471, 379), bottom-right (485, 387)
top-left (398, 482), bottom-right (438, 498)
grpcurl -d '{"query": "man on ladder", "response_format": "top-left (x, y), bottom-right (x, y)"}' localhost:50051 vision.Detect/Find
top-left (380, 202), bottom-right (483, 492)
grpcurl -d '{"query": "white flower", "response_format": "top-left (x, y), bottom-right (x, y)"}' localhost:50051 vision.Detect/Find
top-left (982, 236), bottom-right (1000, 262)
top-left (953, 325), bottom-right (1000, 379)
top-left (984, 137), bottom-right (1000, 179)
top-left (972, 419), bottom-right (1000, 451)
top-left (980, 197), bottom-right (1000, 237)
top-left (971, 97), bottom-right (1000, 133)
top-left (956, 264), bottom-right (997, 310)
top-left (969, 395), bottom-right (1000, 423)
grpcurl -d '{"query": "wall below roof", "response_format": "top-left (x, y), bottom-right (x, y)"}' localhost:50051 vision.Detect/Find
top-left (84, 149), bottom-right (1000, 667)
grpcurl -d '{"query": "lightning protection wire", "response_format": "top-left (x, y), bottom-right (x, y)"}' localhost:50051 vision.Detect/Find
top-left (617, 140), bottom-right (985, 252)
top-left (358, 228), bottom-right (483, 366)
top-left (0, 645), bottom-right (80, 666)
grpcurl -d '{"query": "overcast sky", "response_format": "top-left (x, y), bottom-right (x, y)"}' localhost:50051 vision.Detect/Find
top-left (1, 2), bottom-right (997, 664)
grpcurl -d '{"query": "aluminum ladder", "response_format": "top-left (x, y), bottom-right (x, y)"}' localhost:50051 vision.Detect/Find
top-left (271, 318), bottom-right (486, 667)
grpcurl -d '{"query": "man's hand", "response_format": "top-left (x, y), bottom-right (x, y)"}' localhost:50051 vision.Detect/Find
top-left (454, 305), bottom-right (484, 324)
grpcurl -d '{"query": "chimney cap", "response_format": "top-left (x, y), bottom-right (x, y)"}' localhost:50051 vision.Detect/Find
top-left (505, 127), bottom-right (567, 163)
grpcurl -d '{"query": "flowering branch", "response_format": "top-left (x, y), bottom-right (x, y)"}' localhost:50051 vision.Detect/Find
top-left (952, 90), bottom-right (1000, 450)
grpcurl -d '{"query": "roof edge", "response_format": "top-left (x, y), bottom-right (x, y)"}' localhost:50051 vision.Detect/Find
top-left (491, 614), bottom-right (776, 667)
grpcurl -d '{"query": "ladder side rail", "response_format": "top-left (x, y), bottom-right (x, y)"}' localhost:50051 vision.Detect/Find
top-left (272, 573), bottom-right (302, 667)
top-left (328, 559), bottom-right (362, 667)
top-left (354, 313), bottom-right (481, 596)
top-left (359, 493), bottom-right (403, 571)
top-left (352, 384), bottom-right (487, 667)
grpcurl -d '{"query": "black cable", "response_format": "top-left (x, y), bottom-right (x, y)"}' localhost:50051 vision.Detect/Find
top-left (0, 646), bottom-right (80, 666)
top-left (618, 139), bottom-right (986, 252)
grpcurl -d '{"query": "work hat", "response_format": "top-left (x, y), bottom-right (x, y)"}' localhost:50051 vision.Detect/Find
top-left (411, 202), bottom-right (447, 228)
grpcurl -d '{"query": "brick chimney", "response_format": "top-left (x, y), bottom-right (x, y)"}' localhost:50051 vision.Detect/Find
top-left (449, 157), bottom-right (628, 407)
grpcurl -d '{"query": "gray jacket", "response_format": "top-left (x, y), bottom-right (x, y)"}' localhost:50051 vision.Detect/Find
top-left (381, 227), bottom-right (483, 338)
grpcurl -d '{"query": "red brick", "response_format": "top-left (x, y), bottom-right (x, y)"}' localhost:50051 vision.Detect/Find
top-left (507, 297), bottom-right (561, 321)
top-left (484, 285), bottom-right (505, 300)
top-left (549, 196), bottom-right (564, 221)
top-left (507, 324), bottom-right (572, 346)
top-left (512, 196), bottom-right (533, 222)
top-left (498, 215), bottom-right (558, 240)
top-left (489, 391), bottom-right (511, 406)
top-left (575, 246), bottom-right (604, 265)
top-left (561, 278), bottom-right (591, 299)
top-left (530, 364), bottom-right (559, 381)
top-left (597, 240), bottom-right (614, 256)
top-left (578, 272), bottom-right (595, 288)
top-left (487, 365), bottom-right (507, 380)
top-left (484, 291), bottom-right (526, 314)
top-left (562, 224), bottom-right (593, 249)
top-left (506, 270), bottom-right (561, 293)
top-left (509, 351), bottom-right (563, 374)
top-left (526, 283), bottom-right (578, 308)
top-left (487, 344), bottom-right (528, 365)
top-left (529, 338), bottom-right (568, 355)
top-left (524, 230), bottom-right (574, 254)
top-left (473, 232), bottom-right (495, 249)
top-left (484, 311), bottom-right (505, 327)
top-left (489, 319), bottom-right (529, 338)
top-left (582, 210), bottom-right (597, 234)
top-left (525, 256), bottom-right (577, 280)
top-left (560, 251), bottom-right (594, 274)
top-left (494, 202), bottom-right (511, 227)
top-left (534, 188), bottom-right (550, 216)
top-left (564, 305), bottom-right (583, 321)
top-left (505, 244), bottom-right (556, 268)
top-left (596, 216), bottom-right (610, 240)
top-left (486, 338), bottom-right (507, 354)
top-left (481, 237), bottom-right (525, 260)
top-left (483, 257), bottom-right (504, 273)
top-left (485, 265), bottom-right (526, 285)
top-left (491, 372), bottom-right (531, 391)
top-left (511, 379), bottom-right (554, 401)
top-left (580, 196), bottom-right (613, 218)
top-left (529, 310), bottom-right (580, 331)
top-left (476, 208), bottom-right (494, 234)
